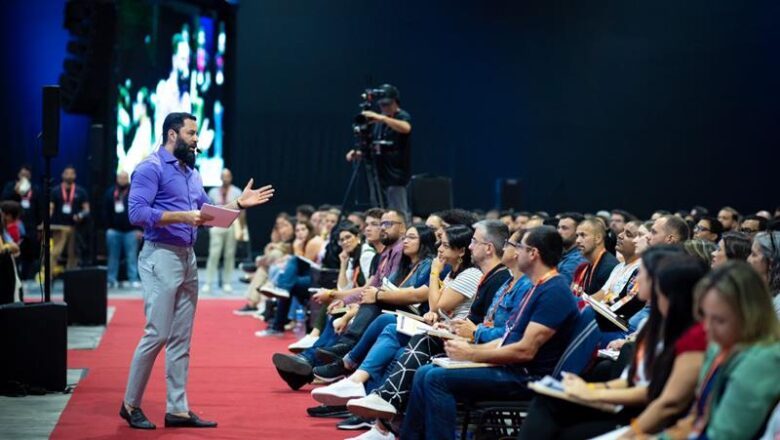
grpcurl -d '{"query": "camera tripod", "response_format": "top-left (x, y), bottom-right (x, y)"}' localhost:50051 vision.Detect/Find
top-left (338, 151), bottom-right (384, 216)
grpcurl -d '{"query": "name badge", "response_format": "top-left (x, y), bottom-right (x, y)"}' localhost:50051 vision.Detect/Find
top-left (114, 201), bottom-right (125, 213)
top-left (62, 203), bottom-right (72, 215)
top-left (21, 199), bottom-right (30, 209)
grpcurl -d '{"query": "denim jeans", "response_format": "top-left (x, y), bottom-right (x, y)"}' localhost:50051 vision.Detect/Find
top-left (351, 321), bottom-right (409, 391)
top-left (106, 228), bottom-right (139, 284)
top-left (344, 313), bottom-right (397, 367)
top-left (402, 364), bottom-right (532, 440)
top-left (272, 257), bottom-right (313, 331)
top-left (300, 316), bottom-right (340, 365)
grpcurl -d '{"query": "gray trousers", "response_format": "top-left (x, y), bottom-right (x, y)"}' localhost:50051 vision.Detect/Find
top-left (124, 241), bottom-right (198, 413)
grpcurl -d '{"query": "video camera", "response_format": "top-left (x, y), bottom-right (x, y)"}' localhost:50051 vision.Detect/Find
top-left (352, 84), bottom-right (400, 151)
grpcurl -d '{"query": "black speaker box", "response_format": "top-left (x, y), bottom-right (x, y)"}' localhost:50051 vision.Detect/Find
top-left (0, 302), bottom-right (67, 392)
top-left (496, 178), bottom-right (523, 211)
top-left (408, 174), bottom-right (453, 217)
top-left (63, 267), bottom-right (108, 325)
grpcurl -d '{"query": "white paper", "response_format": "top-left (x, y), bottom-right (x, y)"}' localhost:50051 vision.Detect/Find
top-left (200, 203), bottom-right (240, 228)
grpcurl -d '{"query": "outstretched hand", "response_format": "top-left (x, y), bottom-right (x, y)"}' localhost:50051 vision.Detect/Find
top-left (237, 179), bottom-right (275, 209)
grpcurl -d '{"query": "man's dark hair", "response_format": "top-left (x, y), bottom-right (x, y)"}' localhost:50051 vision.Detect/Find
top-left (296, 204), bottom-right (315, 218)
top-left (516, 211), bottom-right (531, 219)
top-left (722, 232), bottom-right (752, 261)
top-left (720, 206), bottom-right (740, 222)
top-left (364, 208), bottom-right (386, 220)
top-left (611, 209), bottom-right (637, 222)
top-left (523, 226), bottom-right (563, 268)
top-left (663, 215), bottom-right (691, 241)
top-left (318, 204), bottom-right (334, 211)
top-left (19, 164), bottom-right (32, 173)
top-left (742, 215), bottom-right (768, 232)
top-left (700, 216), bottom-right (724, 240)
top-left (63, 163), bottom-right (77, 172)
top-left (161, 112), bottom-right (196, 144)
top-left (0, 200), bottom-right (22, 219)
top-left (438, 209), bottom-right (479, 228)
top-left (385, 209), bottom-right (408, 227)
top-left (558, 212), bottom-right (585, 225)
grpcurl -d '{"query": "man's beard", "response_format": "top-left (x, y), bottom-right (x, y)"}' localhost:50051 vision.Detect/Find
top-left (174, 137), bottom-right (196, 168)
top-left (381, 234), bottom-right (396, 246)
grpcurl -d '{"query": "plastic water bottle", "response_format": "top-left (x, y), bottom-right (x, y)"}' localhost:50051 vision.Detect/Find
top-left (293, 306), bottom-right (307, 338)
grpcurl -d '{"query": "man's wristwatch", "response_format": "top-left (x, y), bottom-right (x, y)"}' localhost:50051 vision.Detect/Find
top-left (236, 199), bottom-right (245, 210)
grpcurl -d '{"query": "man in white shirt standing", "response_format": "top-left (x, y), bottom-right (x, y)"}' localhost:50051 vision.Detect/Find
top-left (204, 168), bottom-right (244, 292)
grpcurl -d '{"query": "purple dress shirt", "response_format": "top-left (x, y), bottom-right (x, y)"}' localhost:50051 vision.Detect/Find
top-left (344, 238), bottom-right (405, 304)
top-left (128, 147), bottom-right (210, 247)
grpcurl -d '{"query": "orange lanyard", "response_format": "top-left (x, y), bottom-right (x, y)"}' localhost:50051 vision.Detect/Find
top-left (582, 249), bottom-right (606, 292)
top-left (61, 183), bottom-right (75, 204)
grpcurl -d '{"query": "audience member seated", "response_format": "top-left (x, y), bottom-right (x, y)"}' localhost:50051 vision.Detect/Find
top-left (518, 251), bottom-right (707, 439)
top-left (710, 231), bottom-right (751, 268)
top-left (571, 218), bottom-right (619, 296)
top-left (748, 231), bottom-right (780, 316)
top-left (693, 216), bottom-right (723, 243)
top-left (656, 261), bottom-right (780, 439)
top-left (649, 214), bottom-right (689, 246)
top-left (740, 214), bottom-right (768, 238)
top-left (717, 206), bottom-right (740, 232)
top-left (556, 212), bottom-right (587, 285)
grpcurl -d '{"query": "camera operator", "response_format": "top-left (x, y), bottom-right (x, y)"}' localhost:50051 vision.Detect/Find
top-left (346, 84), bottom-right (412, 214)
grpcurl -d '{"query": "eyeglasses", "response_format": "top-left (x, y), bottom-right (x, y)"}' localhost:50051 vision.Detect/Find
top-left (517, 242), bottom-right (536, 253)
top-left (504, 239), bottom-right (520, 249)
top-left (380, 221), bottom-right (402, 228)
top-left (694, 225), bottom-right (711, 233)
top-left (470, 237), bottom-right (491, 247)
top-left (739, 228), bottom-right (758, 234)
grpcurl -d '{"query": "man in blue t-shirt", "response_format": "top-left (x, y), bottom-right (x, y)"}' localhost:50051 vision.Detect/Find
top-left (401, 226), bottom-right (580, 440)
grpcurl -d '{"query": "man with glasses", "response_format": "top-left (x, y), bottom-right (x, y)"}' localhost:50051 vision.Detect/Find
top-left (345, 84), bottom-right (412, 214)
top-left (693, 216), bottom-right (723, 243)
top-left (740, 215), bottom-right (767, 239)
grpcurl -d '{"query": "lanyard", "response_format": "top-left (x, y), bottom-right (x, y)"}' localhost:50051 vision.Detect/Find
top-left (692, 350), bottom-right (730, 434)
top-left (398, 260), bottom-right (421, 287)
top-left (501, 269), bottom-right (558, 344)
top-left (485, 275), bottom-right (521, 324)
top-left (61, 183), bottom-right (76, 204)
top-left (113, 187), bottom-right (128, 201)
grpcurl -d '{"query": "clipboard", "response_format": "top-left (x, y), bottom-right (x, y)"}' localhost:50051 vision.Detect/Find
top-left (200, 203), bottom-right (240, 228)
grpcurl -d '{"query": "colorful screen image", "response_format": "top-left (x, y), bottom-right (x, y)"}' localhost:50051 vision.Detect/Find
top-left (115, 1), bottom-right (230, 187)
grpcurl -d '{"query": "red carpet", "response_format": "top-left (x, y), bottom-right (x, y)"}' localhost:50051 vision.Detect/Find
top-left (52, 299), bottom-right (348, 439)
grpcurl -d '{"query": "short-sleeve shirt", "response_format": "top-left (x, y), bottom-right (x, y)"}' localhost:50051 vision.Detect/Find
top-left (50, 183), bottom-right (89, 226)
top-left (501, 275), bottom-right (579, 376)
top-left (444, 267), bottom-right (483, 319)
top-left (372, 109), bottom-right (412, 186)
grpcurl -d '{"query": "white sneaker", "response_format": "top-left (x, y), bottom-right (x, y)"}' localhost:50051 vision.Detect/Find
top-left (344, 424), bottom-right (396, 440)
top-left (222, 284), bottom-right (233, 293)
top-left (347, 393), bottom-right (397, 420)
top-left (288, 334), bottom-right (319, 353)
top-left (130, 281), bottom-right (142, 289)
top-left (202, 284), bottom-right (211, 293)
top-left (311, 378), bottom-right (366, 406)
top-left (259, 284), bottom-right (290, 299)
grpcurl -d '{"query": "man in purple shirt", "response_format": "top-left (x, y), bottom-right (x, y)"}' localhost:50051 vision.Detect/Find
top-left (120, 112), bottom-right (274, 430)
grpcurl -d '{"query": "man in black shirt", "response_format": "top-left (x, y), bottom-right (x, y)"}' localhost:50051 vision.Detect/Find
top-left (571, 218), bottom-right (619, 296)
top-left (103, 170), bottom-right (141, 288)
top-left (49, 165), bottom-right (90, 270)
top-left (1, 164), bottom-right (42, 279)
top-left (346, 84), bottom-right (412, 214)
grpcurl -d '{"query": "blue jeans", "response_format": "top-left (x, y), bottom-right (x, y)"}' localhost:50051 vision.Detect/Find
top-left (272, 258), bottom-right (313, 331)
top-left (352, 321), bottom-right (409, 391)
top-left (106, 228), bottom-right (139, 284)
top-left (402, 364), bottom-right (533, 440)
top-left (300, 316), bottom-right (340, 365)
top-left (344, 313), bottom-right (396, 367)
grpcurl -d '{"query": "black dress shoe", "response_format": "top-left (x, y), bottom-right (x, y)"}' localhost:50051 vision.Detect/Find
top-left (306, 404), bottom-right (350, 418)
top-left (164, 411), bottom-right (218, 428)
top-left (272, 353), bottom-right (313, 390)
top-left (315, 343), bottom-right (352, 364)
top-left (119, 402), bottom-right (156, 429)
